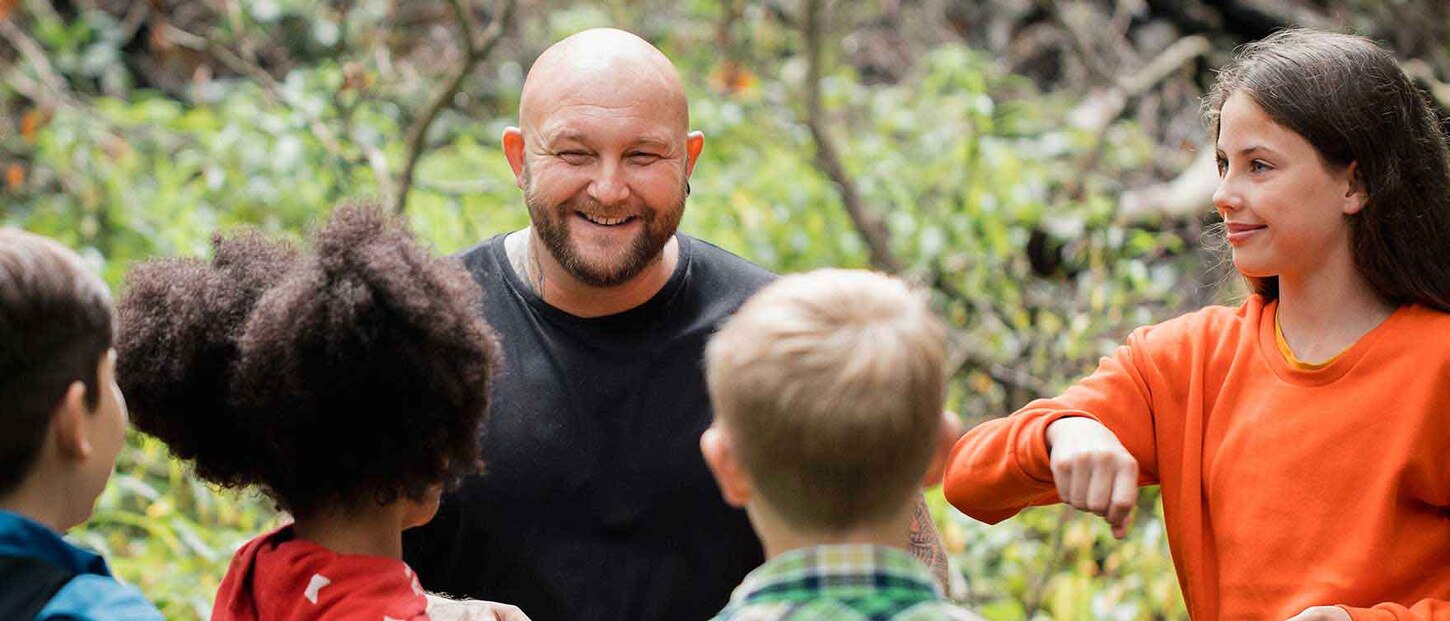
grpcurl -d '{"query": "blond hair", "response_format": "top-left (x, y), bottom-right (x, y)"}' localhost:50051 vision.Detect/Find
top-left (705, 269), bottom-right (947, 532)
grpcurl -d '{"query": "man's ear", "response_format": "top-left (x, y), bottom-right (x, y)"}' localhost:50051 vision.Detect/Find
top-left (921, 411), bottom-right (965, 487)
top-left (1343, 161), bottom-right (1368, 215)
top-left (700, 424), bottom-right (751, 508)
top-left (684, 131), bottom-right (705, 178)
top-left (51, 381), bottom-right (93, 461)
top-left (503, 127), bottom-right (527, 190)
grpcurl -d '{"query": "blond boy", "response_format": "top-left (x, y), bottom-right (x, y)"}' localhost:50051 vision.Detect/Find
top-left (701, 269), bottom-right (980, 620)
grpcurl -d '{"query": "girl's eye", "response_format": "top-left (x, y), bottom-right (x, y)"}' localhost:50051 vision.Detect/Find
top-left (1250, 160), bottom-right (1271, 173)
top-left (1216, 158), bottom-right (1228, 176)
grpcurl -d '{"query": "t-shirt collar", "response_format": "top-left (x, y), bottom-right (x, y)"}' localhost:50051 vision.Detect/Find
top-left (727, 543), bottom-right (942, 606)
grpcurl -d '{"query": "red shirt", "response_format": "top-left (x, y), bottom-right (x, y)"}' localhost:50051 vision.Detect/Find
top-left (212, 526), bottom-right (428, 621)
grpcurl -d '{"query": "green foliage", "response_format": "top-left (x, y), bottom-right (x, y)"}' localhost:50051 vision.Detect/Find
top-left (3, 4), bottom-right (1204, 619)
top-left (69, 434), bottom-right (275, 619)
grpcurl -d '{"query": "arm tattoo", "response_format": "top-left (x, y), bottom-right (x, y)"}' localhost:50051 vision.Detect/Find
top-left (909, 496), bottom-right (952, 594)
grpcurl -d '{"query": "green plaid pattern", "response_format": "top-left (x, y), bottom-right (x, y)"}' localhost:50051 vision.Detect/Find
top-left (710, 545), bottom-right (983, 621)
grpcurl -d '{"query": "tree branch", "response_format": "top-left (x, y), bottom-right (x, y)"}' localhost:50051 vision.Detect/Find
top-left (393, 0), bottom-right (515, 215)
top-left (1403, 59), bottom-right (1450, 116)
top-left (0, 16), bottom-right (72, 106)
top-left (160, 22), bottom-right (282, 98)
top-left (800, 0), bottom-right (904, 273)
top-left (1117, 147), bottom-right (1218, 223)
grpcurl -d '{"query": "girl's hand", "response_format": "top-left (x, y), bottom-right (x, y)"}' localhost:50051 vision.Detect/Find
top-left (1285, 606), bottom-right (1352, 621)
top-left (1045, 416), bottom-right (1139, 538)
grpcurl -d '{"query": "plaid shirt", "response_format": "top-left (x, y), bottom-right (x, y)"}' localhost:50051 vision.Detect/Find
top-left (710, 544), bottom-right (984, 621)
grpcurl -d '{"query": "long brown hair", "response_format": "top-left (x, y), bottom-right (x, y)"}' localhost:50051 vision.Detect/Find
top-left (1205, 29), bottom-right (1450, 311)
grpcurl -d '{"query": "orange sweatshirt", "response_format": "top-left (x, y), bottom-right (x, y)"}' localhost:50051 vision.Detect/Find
top-left (945, 296), bottom-right (1450, 621)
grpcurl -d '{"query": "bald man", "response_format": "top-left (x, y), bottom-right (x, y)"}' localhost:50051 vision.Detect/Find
top-left (402, 29), bottom-right (948, 621)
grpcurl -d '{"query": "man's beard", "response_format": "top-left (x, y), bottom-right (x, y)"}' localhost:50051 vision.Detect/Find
top-left (523, 171), bottom-right (686, 288)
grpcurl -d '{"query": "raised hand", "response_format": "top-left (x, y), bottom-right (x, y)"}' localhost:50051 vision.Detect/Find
top-left (1044, 416), bottom-right (1140, 539)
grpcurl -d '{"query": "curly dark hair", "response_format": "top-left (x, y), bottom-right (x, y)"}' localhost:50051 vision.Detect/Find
top-left (116, 204), bottom-right (500, 516)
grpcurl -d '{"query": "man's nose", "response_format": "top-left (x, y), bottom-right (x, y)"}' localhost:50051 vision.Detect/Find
top-left (587, 160), bottom-right (631, 206)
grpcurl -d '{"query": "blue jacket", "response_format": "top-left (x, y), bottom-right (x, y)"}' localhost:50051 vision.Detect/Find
top-left (0, 510), bottom-right (162, 620)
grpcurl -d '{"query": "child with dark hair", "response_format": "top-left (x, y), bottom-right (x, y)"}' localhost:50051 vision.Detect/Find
top-left (116, 204), bottom-right (503, 621)
top-left (945, 29), bottom-right (1450, 621)
top-left (0, 229), bottom-right (162, 621)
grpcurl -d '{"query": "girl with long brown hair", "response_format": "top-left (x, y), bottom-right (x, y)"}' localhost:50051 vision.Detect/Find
top-left (945, 29), bottom-right (1450, 621)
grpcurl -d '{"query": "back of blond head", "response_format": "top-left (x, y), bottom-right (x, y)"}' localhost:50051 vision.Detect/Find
top-left (705, 269), bottom-right (946, 532)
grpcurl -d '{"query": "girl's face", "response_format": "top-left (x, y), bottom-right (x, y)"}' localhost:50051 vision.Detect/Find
top-left (1212, 92), bottom-right (1365, 280)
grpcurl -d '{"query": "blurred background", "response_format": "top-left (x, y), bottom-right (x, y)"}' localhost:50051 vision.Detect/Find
top-left (3, 0), bottom-right (1448, 618)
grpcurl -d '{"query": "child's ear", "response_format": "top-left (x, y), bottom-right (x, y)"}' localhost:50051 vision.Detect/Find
top-left (51, 381), bottom-right (94, 461)
top-left (1343, 161), bottom-right (1368, 215)
top-left (921, 411), bottom-right (965, 487)
top-left (700, 425), bottom-right (752, 508)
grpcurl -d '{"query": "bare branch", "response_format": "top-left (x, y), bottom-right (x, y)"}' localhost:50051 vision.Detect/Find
top-left (0, 16), bottom-right (72, 106)
top-left (1023, 506), bottom-right (1075, 617)
top-left (1117, 147), bottom-right (1218, 223)
top-left (800, 0), bottom-right (904, 273)
top-left (1037, 0), bottom-right (1118, 84)
top-left (1403, 59), bottom-right (1450, 115)
top-left (393, 0), bottom-right (516, 215)
top-left (160, 22), bottom-right (283, 98)
top-left (1116, 35), bottom-right (1210, 99)
top-left (1069, 35), bottom-right (1210, 133)
top-left (161, 21), bottom-right (358, 168)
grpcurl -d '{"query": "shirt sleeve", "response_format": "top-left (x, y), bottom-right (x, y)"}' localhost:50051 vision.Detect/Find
top-left (38, 575), bottom-right (164, 621)
top-left (943, 324), bottom-right (1169, 524)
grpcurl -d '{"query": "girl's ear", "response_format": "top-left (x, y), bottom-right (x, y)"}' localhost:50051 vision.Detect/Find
top-left (1343, 161), bottom-right (1368, 215)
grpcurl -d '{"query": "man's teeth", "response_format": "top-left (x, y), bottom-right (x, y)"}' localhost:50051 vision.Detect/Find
top-left (582, 213), bottom-right (631, 226)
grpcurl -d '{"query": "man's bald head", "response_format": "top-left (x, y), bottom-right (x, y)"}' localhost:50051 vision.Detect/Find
top-left (519, 28), bottom-right (689, 135)
top-left (501, 28), bottom-right (705, 294)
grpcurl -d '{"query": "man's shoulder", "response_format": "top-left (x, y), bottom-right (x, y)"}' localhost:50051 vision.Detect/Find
top-left (454, 233), bottom-right (508, 272)
top-left (38, 574), bottom-right (163, 621)
top-left (681, 234), bottom-right (776, 299)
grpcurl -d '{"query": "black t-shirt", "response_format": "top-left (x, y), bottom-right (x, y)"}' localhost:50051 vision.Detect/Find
top-left (403, 233), bottom-right (774, 621)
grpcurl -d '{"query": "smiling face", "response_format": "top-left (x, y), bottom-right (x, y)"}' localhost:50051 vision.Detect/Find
top-left (506, 29), bottom-right (703, 288)
top-left (1212, 92), bottom-right (1364, 280)
top-left (520, 97), bottom-right (691, 287)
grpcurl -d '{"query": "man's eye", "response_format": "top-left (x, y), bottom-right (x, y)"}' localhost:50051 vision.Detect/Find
top-left (628, 153), bottom-right (661, 163)
top-left (559, 151), bottom-right (592, 163)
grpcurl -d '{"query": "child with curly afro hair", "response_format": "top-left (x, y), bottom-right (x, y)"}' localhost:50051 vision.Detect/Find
top-left (115, 204), bottom-right (502, 621)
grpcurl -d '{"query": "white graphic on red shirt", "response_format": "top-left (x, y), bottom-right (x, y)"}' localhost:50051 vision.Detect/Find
top-left (304, 574), bottom-right (332, 604)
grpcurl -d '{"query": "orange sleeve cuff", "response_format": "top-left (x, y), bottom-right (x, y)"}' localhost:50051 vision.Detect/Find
top-left (1340, 605), bottom-right (1398, 621)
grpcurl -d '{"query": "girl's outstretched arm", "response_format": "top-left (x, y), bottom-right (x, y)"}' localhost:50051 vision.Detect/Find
top-left (943, 324), bottom-right (1171, 527)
